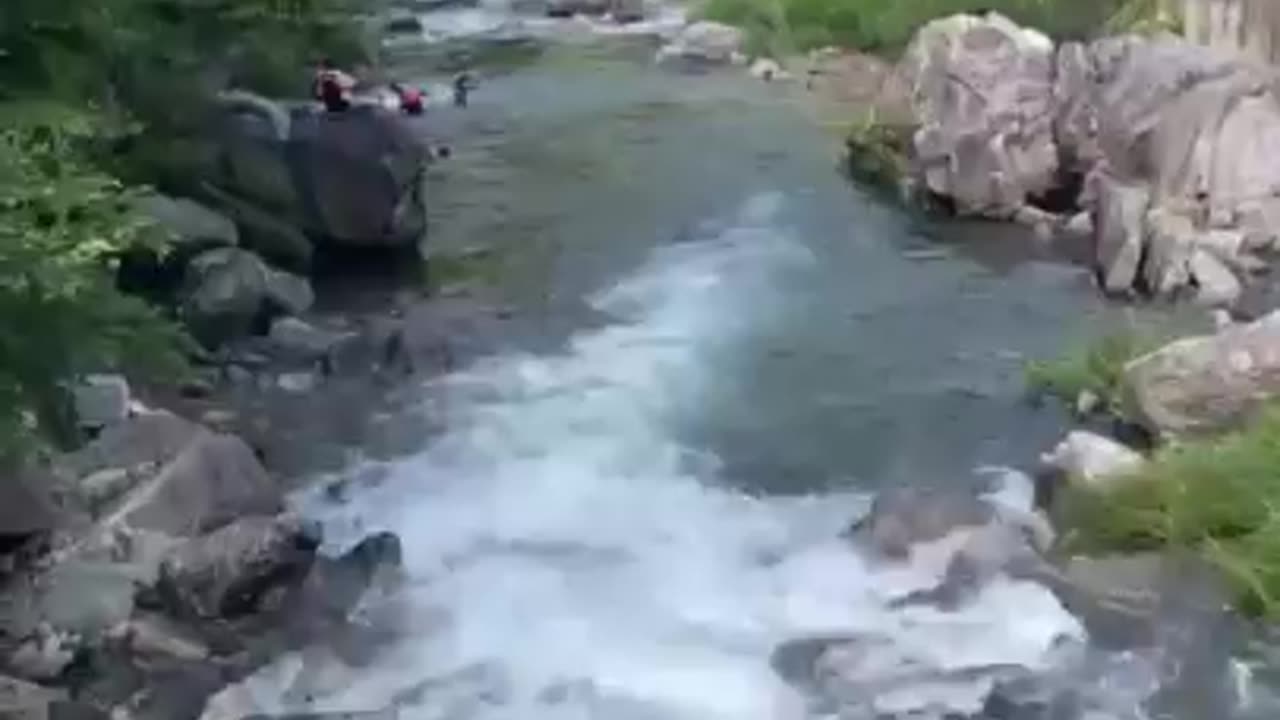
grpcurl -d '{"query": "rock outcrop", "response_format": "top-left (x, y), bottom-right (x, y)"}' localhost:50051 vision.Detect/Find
top-left (887, 13), bottom-right (1280, 309)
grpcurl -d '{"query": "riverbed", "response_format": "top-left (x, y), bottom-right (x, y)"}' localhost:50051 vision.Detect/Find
top-left (213, 29), bottom-right (1274, 720)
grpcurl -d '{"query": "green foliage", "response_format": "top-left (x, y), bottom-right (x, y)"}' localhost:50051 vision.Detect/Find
top-left (1024, 331), bottom-right (1164, 413)
top-left (0, 111), bottom-right (187, 452)
top-left (1058, 408), bottom-right (1280, 619)
top-left (699, 0), bottom-right (1130, 56)
top-left (844, 106), bottom-right (911, 189)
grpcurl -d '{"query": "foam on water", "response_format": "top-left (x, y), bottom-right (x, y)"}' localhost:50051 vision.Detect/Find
top-left (209, 195), bottom-right (1097, 719)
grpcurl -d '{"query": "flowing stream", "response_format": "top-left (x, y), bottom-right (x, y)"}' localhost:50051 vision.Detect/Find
top-left (211, 22), bottom-right (1280, 720)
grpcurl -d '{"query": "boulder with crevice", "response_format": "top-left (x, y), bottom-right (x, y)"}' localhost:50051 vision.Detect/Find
top-left (898, 12), bottom-right (1058, 216)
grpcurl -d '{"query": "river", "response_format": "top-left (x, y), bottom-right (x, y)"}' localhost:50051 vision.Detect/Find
top-left (213, 20), bottom-right (1278, 720)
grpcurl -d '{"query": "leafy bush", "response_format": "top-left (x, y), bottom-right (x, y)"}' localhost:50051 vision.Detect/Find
top-left (1024, 331), bottom-right (1164, 413)
top-left (0, 109), bottom-right (187, 453)
top-left (1058, 408), bottom-right (1280, 619)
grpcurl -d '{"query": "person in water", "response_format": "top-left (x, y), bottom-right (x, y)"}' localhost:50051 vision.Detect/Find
top-left (313, 58), bottom-right (355, 112)
top-left (390, 82), bottom-right (426, 116)
top-left (452, 71), bottom-right (475, 108)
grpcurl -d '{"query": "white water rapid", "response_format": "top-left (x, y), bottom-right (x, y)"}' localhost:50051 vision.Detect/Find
top-left (203, 196), bottom-right (1159, 720)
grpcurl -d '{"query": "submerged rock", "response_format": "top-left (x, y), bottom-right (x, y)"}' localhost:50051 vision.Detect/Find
top-left (845, 486), bottom-right (993, 560)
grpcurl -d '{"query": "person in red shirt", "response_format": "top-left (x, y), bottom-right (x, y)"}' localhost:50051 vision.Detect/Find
top-left (390, 82), bottom-right (426, 116)
top-left (313, 58), bottom-right (355, 112)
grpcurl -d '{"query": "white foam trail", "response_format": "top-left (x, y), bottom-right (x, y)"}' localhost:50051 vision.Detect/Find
top-left (207, 194), bottom-right (1089, 720)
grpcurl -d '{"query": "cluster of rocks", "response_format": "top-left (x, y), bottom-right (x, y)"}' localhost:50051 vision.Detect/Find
top-left (0, 405), bottom-right (404, 719)
top-left (881, 12), bottom-right (1280, 310)
top-left (770, 463), bottom-right (1236, 719)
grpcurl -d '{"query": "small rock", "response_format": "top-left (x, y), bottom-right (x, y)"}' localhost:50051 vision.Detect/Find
top-left (749, 58), bottom-right (783, 81)
top-left (1074, 389), bottom-right (1101, 417)
top-left (1190, 249), bottom-right (1242, 307)
top-left (74, 375), bottom-right (131, 430)
top-left (178, 375), bottom-right (216, 399)
top-left (8, 623), bottom-right (79, 682)
top-left (846, 487), bottom-right (993, 560)
top-left (267, 317), bottom-right (359, 364)
top-left (1062, 211), bottom-right (1093, 238)
top-left (1039, 431), bottom-right (1144, 489)
top-left (1211, 309), bottom-right (1233, 331)
top-left (276, 372), bottom-right (317, 393)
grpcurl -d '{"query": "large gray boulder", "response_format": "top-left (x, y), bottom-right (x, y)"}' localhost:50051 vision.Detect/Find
top-left (899, 13), bottom-right (1058, 216)
top-left (209, 94), bottom-right (428, 254)
top-left (181, 248), bottom-right (313, 344)
top-left (155, 516), bottom-right (320, 621)
top-left (1123, 309), bottom-right (1280, 437)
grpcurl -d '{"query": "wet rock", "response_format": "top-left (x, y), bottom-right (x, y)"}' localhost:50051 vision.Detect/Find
top-left (181, 248), bottom-right (313, 344)
top-left (845, 487), bottom-right (992, 560)
top-left (73, 375), bottom-right (132, 431)
top-left (135, 194), bottom-right (238, 250)
top-left (7, 623), bottom-right (80, 682)
top-left (110, 614), bottom-right (211, 662)
top-left (106, 433), bottom-right (282, 537)
top-left (275, 372), bottom-right (318, 394)
top-left (0, 673), bottom-right (67, 718)
top-left (266, 318), bottom-right (359, 365)
top-left (655, 22), bottom-right (745, 66)
top-left (1093, 174), bottom-right (1150, 294)
top-left (899, 12), bottom-right (1057, 216)
top-left (1190, 248), bottom-right (1242, 307)
top-left (1039, 431), bottom-right (1144, 489)
top-left (1123, 310), bottom-right (1280, 437)
top-left (155, 516), bottom-right (320, 621)
top-left (1142, 206), bottom-right (1197, 298)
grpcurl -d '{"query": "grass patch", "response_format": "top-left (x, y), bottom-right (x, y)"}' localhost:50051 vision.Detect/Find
top-left (1024, 330), bottom-right (1166, 414)
top-left (844, 107), bottom-right (913, 190)
top-left (697, 0), bottom-right (1134, 57)
top-left (1057, 408), bottom-right (1280, 619)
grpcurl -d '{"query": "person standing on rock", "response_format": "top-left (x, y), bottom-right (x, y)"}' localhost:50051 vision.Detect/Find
top-left (313, 58), bottom-right (355, 112)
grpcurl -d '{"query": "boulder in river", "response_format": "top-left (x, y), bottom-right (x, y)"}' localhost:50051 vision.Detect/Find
top-left (208, 93), bottom-right (429, 257)
top-left (655, 22), bottom-right (745, 67)
top-left (898, 12), bottom-right (1058, 216)
top-left (845, 486), bottom-right (993, 560)
top-left (1123, 309), bottom-right (1280, 438)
